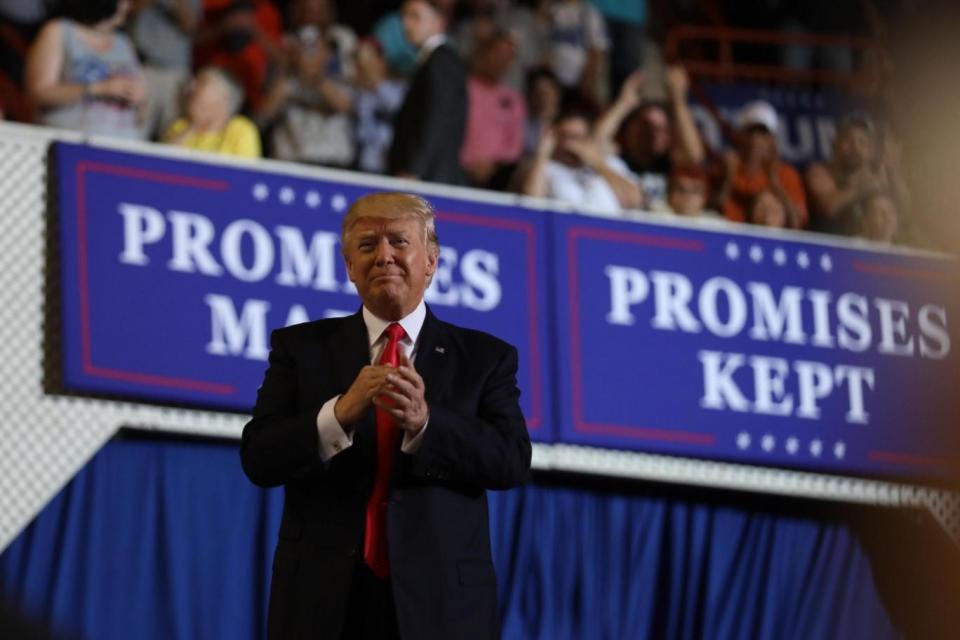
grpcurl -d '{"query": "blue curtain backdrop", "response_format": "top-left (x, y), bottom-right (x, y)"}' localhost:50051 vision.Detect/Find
top-left (0, 432), bottom-right (950, 639)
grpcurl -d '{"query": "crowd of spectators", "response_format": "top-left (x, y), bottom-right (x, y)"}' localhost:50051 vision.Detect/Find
top-left (2, 0), bottom-right (922, 246)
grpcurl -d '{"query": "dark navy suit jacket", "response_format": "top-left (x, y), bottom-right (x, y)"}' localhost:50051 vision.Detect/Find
top-left (241, 306), bottom-right (531, 639)
top-left (387, 43), bottom-right (468, 185)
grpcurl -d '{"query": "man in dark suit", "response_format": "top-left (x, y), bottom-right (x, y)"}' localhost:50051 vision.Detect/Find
top-left (387, 0), bottom-right (467, 185)
top-left (241, 192), bottom-right (531, 639)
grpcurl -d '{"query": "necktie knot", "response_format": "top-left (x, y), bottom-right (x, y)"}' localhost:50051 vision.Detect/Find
top-left (385, 322), bottom-right (405, 344)
top-left (378, 323), bottom-right (406, 367)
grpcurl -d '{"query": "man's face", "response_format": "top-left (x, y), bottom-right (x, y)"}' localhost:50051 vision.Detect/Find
top-left (402, 0), bottom-right (444, 48)
top-left (476, 38), bottom-right (516, 81)
top-left (834, 126), bottom-right (875, 171)
top-left (642, 106), bottom-right (671, 155)
top-left (621, 106), bottom-right (670, 162)
top-left (528, 75), bottom-right (560, 117)
top-left (345, 215), bottom-right (438, 319)
top-left (737, 124), bottom-right (777, 164)
top-left (554, 116), bottom-right (589, 167)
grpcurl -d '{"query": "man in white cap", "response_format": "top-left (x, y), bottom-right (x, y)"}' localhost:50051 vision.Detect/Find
top-left (717, 100), bottom-right (807, 228)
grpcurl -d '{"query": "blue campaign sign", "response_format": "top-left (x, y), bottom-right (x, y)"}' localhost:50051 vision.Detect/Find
top-left (553, 213), bottom-right (960, 481)
top-left (692, 82), bottom-right (866, 165)
top-left (54, 142), bottom-right (552, 440)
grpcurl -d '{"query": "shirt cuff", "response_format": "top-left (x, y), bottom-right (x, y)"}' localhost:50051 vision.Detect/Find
top-left (400, 417), bottom-right (428, 454)
top-left (317, 395), bottom-right (353, 462)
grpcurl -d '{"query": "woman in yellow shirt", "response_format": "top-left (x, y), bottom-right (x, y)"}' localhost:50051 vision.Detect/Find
top-left (164, 66), bottom-right (261, 158)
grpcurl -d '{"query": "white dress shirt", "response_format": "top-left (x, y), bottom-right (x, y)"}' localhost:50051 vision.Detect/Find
top-left (316, 301), bottom-right (429, 461)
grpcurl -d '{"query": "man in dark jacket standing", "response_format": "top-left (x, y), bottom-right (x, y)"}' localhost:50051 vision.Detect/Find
top-left (242, 192), bottom-right (531, 639)
top-left (387, 0), bottom-right (467, 185)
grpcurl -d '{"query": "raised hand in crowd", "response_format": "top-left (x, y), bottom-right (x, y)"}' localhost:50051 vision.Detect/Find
top-left (663, 64), bottom-right (704, 167)
top-left (593, 68), bottom-right (644, 152)
top-left (563, 134), bottom-right (606, 171)
top-left (664, 64), bottom-right (689, 100)
top-left (535, 124), bottom-right (557, 161)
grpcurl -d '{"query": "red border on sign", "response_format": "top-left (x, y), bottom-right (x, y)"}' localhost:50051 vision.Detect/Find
top-left (75, 161), bottom-right (237, 395)
top-left (852, 260), bottom-right (953, 281)
top-left (566, 225), bottom-right (715, 445)
top-left (436, 210), bottom-right (544, 430)
top-left (868, 449), bottom-right (952, 468)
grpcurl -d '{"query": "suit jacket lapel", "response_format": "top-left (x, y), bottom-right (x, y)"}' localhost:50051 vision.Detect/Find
top-left (316, 310), bottom-right (379, 465)
top-left (415, 306), bottom-right (446, 402)
top-left (323, 309), bottom-right (370, 394)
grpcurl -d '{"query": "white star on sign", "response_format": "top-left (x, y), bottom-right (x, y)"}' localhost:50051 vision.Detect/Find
top-left (834, 441), bottom-right (846, 459)
top-left (331, 193), bottom-right (348, 212)
top-left (305, 190), bottom-right (321, 208)
top-left (773, 247), bottom-right (786, 265)
top-left (810, 439), bottom-right (823, 457)
top-left (786, 437), bottom-right (799, 455)
top-left (725, 242), bottom-right (740, 260)
top-left (750, 245), bottom-right (764, 263)
top-left (820, 254), bottom-right (833, 272)
top-left (761, 434), bottom-right (775, 452)
top-left (736, 432), bottom-right (751, 450)
top-left (279, 186), bottom-right (295, 204)
top-left (252, 183), bottom-right (269, 201)
top-left (797, 251), bottom-right (810, 269)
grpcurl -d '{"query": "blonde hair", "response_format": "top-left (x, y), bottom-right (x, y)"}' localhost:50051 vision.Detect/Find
top-left (341, 192), bottom-right (439, 256)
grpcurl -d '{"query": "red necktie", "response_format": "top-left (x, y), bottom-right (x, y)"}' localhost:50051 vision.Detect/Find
top-left (364, 322), bottom-right (406, 578)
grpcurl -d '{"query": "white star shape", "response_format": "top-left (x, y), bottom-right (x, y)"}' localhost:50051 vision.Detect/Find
top-left (279, 186), bottom-right (295, 204)
top-left (797, 251), bottom-right (810, 269)
top-left (331, 193), bottom-right (348, 212)
top-left (749, 245), bottom-right (764, 263)
top-left (252, 183), bottom-right (269, 201)
top-left (305, 190), bottom-right (321, 208)
top-left (820, 254), bottom-right (833, 272)
top-left (725, 242), bottom-right (740, 260)
top-left (834, 441), bottom-right (846, 459)
top-left (785, 437), bottom-right (799, 455)
top-left (810, 439), bottom-right (823, 457)
top-left (761, 434), bottom-right (776, 452)
top-left (736, 432), bottom-right (751, 450)
top-left (773, 247), bottom-right (787, 266)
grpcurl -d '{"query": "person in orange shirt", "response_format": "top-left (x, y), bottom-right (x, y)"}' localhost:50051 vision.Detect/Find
top-left (718, 100), bottom-right (807, 229)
